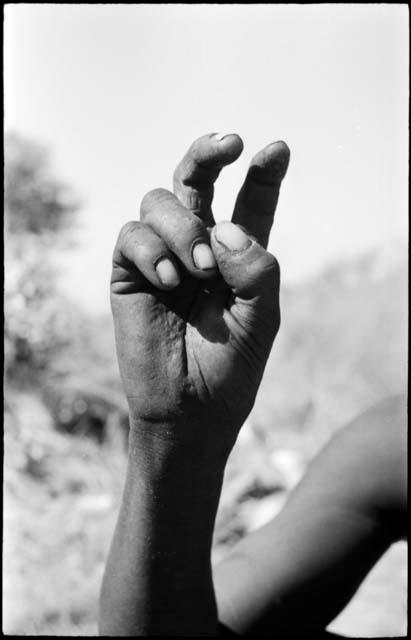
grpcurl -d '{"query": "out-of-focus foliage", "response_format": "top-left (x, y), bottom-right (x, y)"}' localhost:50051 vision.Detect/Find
top-left (5, 132), bottom-right (128, 441)
top-left (42, 312), bottom-right (128, 444)
top-left (254, 244), bottom-right (408, 456)
top-left (4, 132), bottom-right (81, 384)
top-left (5, 131), bottom-right (80, 235)
top-left (5, 234), bottom-right (76, 382)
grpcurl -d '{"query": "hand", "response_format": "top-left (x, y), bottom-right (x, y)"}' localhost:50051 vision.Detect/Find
top-left (103, 137), bottom-right (290, 634)
top-left (111, 133), bottom-right (290, 458)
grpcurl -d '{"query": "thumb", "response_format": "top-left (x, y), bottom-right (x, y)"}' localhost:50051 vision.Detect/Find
top-left (210, 221), bottom-right (280, 309)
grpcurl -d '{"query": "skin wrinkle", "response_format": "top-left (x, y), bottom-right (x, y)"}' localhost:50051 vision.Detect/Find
top-left (188, 339), bottom-right (214, 408)
top-left (186, 187), bottom-right (213, 214)
top-left (187, 285), bottom-right (230, 344)
top-left (180, 163), bottom-right (220, 188)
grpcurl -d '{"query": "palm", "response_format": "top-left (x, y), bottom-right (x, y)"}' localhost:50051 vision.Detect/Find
top-left (113, 266), bottom-right (277, 437)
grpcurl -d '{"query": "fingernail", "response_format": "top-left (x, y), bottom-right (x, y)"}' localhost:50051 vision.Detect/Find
top-left (215, 222), bottom-right (251, 251)
top-left (155, 258), bottom-right (180, 287)
top-left (192, 243), bottom-right (217, 270)
top-left (214, 133), bottom-right (230, 142)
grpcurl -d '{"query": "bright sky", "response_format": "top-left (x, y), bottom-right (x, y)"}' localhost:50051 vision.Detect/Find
top-left (4, 4), bottom-right (409, 313)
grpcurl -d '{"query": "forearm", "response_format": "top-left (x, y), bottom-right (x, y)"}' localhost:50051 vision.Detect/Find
top-left (99, 424), bottom-right (226, 636)
top-left (215, 486), bottom-right (390, 635)
top-left (214, 395), bottom-right (407, 635)
top-left (103, 131), bottom-right (289, 635)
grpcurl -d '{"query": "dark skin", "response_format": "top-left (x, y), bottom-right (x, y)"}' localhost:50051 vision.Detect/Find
top-left (214, 394), bottom-right (406, 636)
top-left (99, 133), bottom-right (407, 636)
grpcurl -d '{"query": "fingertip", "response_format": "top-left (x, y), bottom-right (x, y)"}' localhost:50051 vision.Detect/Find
top-left (212, 221), bottom-right (252, 252)
top-left (192, 242), bottom-right (217, 270)
top-left (196, 132), bottom-right (243, 164)
top-left (267, 140), bottom-right (290, 165)
top-left (249, 140), bottom-right (290, 184)
top-left (211, 132), bottom-right (244, 152)
top-left (269, 140), bottom-right (290, 155)
top-left (155, 257), bottom-right (181, 289)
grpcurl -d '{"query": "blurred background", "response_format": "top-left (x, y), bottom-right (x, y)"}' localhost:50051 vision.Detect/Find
top-left (3, 4), bottom-right (408, 636)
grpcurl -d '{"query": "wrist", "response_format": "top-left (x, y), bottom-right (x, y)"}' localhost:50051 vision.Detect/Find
top-left (127, 418), bottom-right (227, 527)
top-left (128, 414), bottom-right (233, 475)
top-left (102, 421), bottom-right (222, 636)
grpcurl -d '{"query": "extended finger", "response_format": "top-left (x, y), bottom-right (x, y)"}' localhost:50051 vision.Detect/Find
top-left (141, 188), bottom-right (218, 279)
top-left (112, 221), bottom-right (181, 292)
top-left (173, 132), bottom-right (244, 226)
top-left (232, 141), bottom-right (290, 249)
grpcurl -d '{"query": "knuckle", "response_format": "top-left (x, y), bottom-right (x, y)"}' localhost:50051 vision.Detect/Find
top-left (188, 215), bottom-right (206, 235)
top-left (172, 164), bottom-right (183, 185)
top-left (268, 253), bottom-right (281, 279)
top-left (261, 251), bottom-right (280, 281)
top-left (119, 220), bottom-right (140, 240)
top-left (260, 254), bottom-right (281, 327)
top-left (140, 188), bottom-right (170, 218)
top-left (257, 252), bottom-right (281, 310)
top-left (189, 136), bottom-right (205, 158)
top-left (114, 221), bottom-right (147, 264)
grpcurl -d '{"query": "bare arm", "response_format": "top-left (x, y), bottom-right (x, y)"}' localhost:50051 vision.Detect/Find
top-left (99, 133), bottom-right (290, 636)
top-left (215, 394), bottom-right (407, 636)
top-left (99, 427), bottom-right (225, 636)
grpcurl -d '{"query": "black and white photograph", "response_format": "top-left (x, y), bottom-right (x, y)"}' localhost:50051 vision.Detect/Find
top-left (3, 4), bottom-right (408, 637)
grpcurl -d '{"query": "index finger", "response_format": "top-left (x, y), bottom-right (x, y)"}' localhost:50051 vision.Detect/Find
top-left (173, 132), bottom-right (244, 227)
top-left (232, 141), bottom-right (290, 249)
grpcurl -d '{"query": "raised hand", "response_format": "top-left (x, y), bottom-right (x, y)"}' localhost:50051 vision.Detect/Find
top-left (111, 133), bottom-right (290, 457)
